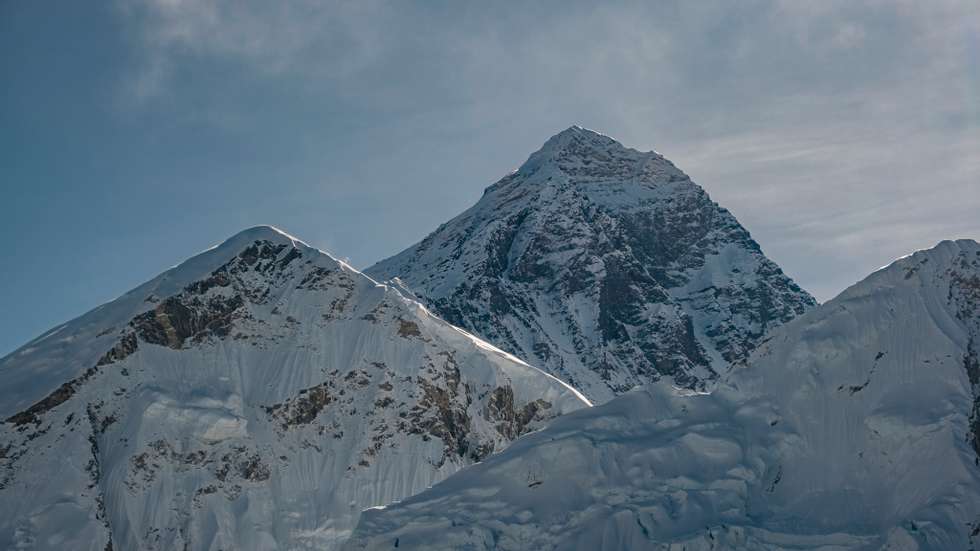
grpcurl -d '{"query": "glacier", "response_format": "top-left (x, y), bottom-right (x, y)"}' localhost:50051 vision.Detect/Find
top-left (0, 225), bottom-right (589, 550)
top-left (3, 126), bottom-right (976, 551)
top-left (347, 239), bottom-right (980, 550)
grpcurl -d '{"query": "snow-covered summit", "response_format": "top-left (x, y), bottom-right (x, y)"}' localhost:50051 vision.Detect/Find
top-left (518, 126), bottom-right (630, 171)
top-left (501, 125), bottom-right (682, 190)
top-left (0, 225), bottom-right (329, 419)
top-left (0, 226), bottom-right (588, 550)
top-left (216, 224), bottom-right (306, 246)
top-left (842, 238), bottom-right (980, 302)
top-left (368, 128), bottom-right (815, 402)
top-left (348, 238), bottom-right (980, 550)
top-left (206, 225), bottom-right (319, 257)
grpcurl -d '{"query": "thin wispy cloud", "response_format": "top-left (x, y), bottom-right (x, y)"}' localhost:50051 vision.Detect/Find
top-left (1, 0), bottom-right (977, 355)
top-left (113, 0), bottom-right (979, 303)
top-left (117, 0), bottom-right (389, 101)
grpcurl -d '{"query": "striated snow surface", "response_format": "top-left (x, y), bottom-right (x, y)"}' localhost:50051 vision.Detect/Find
top-left (0, 226), bottom-right (588, 551)
top-left (347, 239), bottom-right (980, 550)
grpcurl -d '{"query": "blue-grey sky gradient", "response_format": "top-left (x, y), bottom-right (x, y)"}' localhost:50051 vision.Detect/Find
top-left (2, 0), bottom-right (978, 356)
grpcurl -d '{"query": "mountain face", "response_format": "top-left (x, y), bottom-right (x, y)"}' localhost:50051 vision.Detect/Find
top-left (348, 239), bottom-right (980, 550)
top-left (367, 126), bottom-right (815, 403)
top-left (0, 226), bottom-right (588, 551)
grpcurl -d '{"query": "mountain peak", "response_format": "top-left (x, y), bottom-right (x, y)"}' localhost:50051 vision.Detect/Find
top-left (835, 237), bottom-right (980, 305)
top-left (520, 126), bottom-right (626, 171)
top-left (903, 238), bottom-right (980, 265)
top-left (227, 224), bottom-right (300, 243)
top-left (553, 125), bottom-right (609, 141)
top-left (212, 225), bottom-right (307, 255)
top-left (515, 127), bottom-right (675, 185)
top-left (0, 223), bottom-right (589, 550)
top-left (368, 129), bottom-right (816, 402)
top-left (351, 232), bottom-right (980, 550)
top-left (201, 225), bottom-right (357, 273)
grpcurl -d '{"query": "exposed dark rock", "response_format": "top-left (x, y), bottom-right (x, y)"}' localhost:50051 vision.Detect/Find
top-left (96, 333), bottom-right (138, 366)
top-left (411, 377), bottom-right (473, 462)
top-left (366, 129), bottom-right (817, 400)
top-left (949, 257), bottom-right (980, 464)
top-left (264, 382), bottom-right (333, 429)
top-left (397, 320), bottom-right (422, 338)
top-left (484, 386), bottom-right (552, 441)
top-left (240, 454), bottom-right (271, 482)
top-left (133, 294), bottom-right (244, 350)
top-left (6, 365), bottom-right (99, 426)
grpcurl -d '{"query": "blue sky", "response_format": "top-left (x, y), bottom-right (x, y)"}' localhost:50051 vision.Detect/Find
top-left (1, 1), bottom-right (978, 356)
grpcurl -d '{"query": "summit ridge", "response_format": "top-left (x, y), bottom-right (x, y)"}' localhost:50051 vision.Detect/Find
top-left (368, 129), bottom-right (816, 402)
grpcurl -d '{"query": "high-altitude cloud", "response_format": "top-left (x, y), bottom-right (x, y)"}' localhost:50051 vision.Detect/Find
top-left (116, 0), bottom-right (979, 301)
top-left (0, 1), bottom-right (976, 355)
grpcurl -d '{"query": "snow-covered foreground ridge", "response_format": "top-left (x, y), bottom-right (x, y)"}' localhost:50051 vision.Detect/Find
top-left (0, 225), bottom-right (589, 551)
top-left (368, 126), bottom-right (815, 403)
top-left (347, 239), bottom-right (980, 550)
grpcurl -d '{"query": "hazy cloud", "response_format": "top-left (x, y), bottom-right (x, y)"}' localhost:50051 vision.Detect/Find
top-left (112, 0), bottom-right (979, 302)
top-left (3, 2), bottom-right (976, 358)
top-left (118, 0), bottom-right (390, 101)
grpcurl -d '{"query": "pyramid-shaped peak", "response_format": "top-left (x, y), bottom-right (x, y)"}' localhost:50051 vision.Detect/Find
top-left (540, 125), bottom-right (622, 153)
top-left (554, 125), bottom-right (611, 140)
top-left (133, 225), bottom-right (355, 310)
top-left (219, 225), bottom-right (305, 249)
top-left (517, 126), bottom-right (666, 177)
top-left (204, 225), bottom-right (348, 267)
top-left (368, 129), bottom-right (817, 403)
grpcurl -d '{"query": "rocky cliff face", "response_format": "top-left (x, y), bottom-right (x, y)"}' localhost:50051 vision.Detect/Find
top-left (0, 226), bottom-right (588, 551)
top-left (349, 240), bottom-right (980, 551)
top-left (368, 127), bottom-right (816, 402)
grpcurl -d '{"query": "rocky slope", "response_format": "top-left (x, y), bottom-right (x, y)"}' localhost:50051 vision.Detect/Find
top-left (0, 226), bottom-right (589, 551)
top-left (367, 126), bottom-right (815, 403)
top-left (348, 239), bottom-right (980, 550)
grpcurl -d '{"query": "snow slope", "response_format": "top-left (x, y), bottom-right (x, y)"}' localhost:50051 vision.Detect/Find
top-left (347, 239), bottom-right (980, 550)
top-left (367, 126), bottom-right (815, 403)
top-left (0, 226), bottom-right (588, 551)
